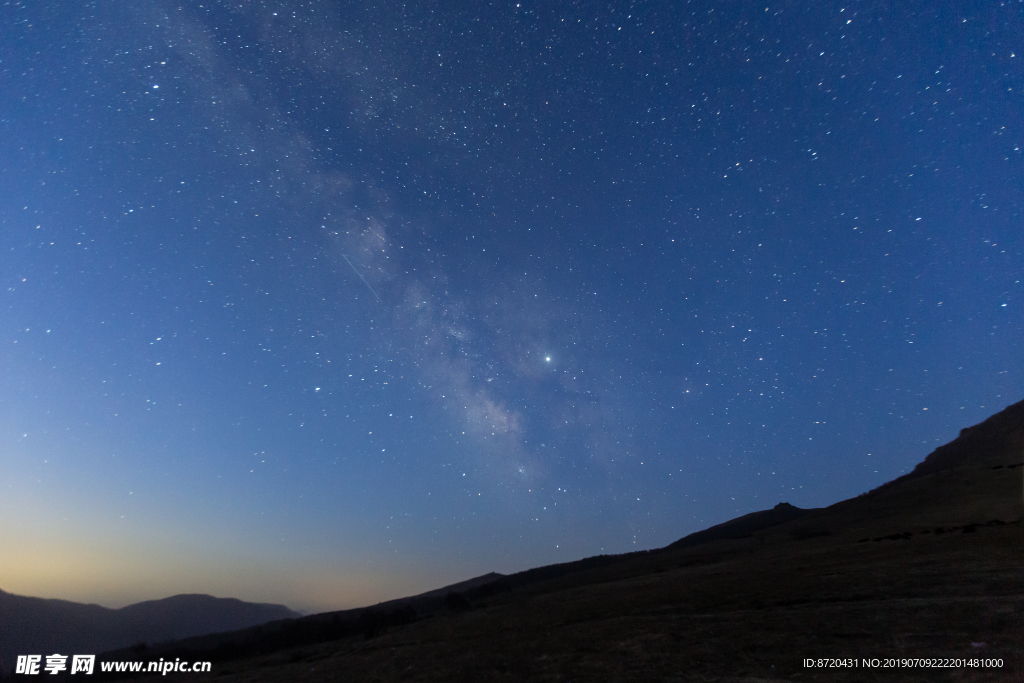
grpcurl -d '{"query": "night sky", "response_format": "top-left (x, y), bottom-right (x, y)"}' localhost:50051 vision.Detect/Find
top-left (2, 1), bottom-right (1021, 614)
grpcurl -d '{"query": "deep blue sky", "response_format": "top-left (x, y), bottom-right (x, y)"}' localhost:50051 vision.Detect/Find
top-left (1, 0), bottom-right (1021, 613)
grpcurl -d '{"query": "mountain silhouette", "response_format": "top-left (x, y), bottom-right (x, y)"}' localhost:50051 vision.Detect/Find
top-left (0, 592), bottom-right (298, 673)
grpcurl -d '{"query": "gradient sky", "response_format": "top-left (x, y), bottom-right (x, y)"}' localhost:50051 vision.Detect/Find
top-left (1, 0), bottom-right (1021, 614)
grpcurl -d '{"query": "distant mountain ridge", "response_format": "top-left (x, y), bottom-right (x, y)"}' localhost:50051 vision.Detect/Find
top-left (0, 592), bottom-right (298, 673)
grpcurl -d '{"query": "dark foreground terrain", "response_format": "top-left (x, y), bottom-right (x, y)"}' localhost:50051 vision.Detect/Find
top-left (79, 400), bottom-right (1024, 681)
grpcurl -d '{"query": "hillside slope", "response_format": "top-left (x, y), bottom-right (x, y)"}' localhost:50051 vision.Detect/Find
top-left (77, 399), bottom-right (1024, 682)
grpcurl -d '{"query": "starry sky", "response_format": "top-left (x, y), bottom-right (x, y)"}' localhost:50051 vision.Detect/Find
top-left (1, 0), bottom-right (1021, 614)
